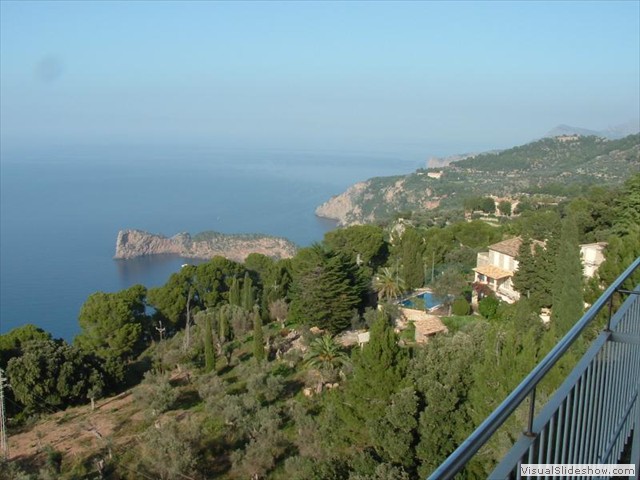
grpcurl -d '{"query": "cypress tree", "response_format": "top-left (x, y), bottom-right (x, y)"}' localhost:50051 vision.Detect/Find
top-left (550, 216), bottom-right (584, 335)
top-left (203, 312), bottom-right (215, 373)
top-left (241, 272), bottom-right (255, 310)
top-left (252, 307), bottom-right (265, 363)
top-left (512, 236), bottom-right (535, 299)
top-left (401, 228), bottom-right (425, 290)
top-left (228, 277), bottom-right (241, 307)
top-left (218, 307), bottom-right (229, 342)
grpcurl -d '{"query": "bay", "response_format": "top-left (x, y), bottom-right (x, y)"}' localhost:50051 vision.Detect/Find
top-left (0, 144), bottom-right (419, 340)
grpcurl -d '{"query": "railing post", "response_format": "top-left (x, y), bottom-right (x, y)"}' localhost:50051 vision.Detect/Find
top-left (525, 388), bottom-right (536, 437)
top-left (606, 293), bottom-right (614, 331)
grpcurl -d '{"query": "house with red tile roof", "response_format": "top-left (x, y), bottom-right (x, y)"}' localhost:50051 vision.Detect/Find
top-left (474, 237), bottom-right (607, 304)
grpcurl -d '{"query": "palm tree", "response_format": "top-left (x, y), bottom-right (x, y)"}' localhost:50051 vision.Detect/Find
top-left (304, 335), bottom-right (350, 392)
top-left (373, 267), bottom-right (406, 301)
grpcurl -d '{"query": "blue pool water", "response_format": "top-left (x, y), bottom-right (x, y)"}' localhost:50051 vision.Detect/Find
top-left (401, 292), bottom-right (440, 310)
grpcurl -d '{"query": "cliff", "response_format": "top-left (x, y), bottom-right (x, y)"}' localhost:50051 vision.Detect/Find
top-left (315, 175), bottom-right (441, 226)
top-left (114, 229), bottom-right (297, 261)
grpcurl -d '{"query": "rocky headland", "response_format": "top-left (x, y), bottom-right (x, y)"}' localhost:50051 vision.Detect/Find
top-left (114, 229), bottom-right (297, 262)
top-left (315, 175), bottom-right (441, 226)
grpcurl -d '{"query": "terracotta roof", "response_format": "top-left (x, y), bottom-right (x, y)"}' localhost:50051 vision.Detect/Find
top-left (474, 264), bottom-right (513, 280)
top-left (488, 237), bottom-right (545, 258)
top-left (399, 307), bottom-right (448, 343)
top-left (488, 237), bottom-right (523, 257)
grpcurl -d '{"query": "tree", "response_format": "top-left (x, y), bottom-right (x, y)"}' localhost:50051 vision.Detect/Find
top-left (369, 387), bottom-right (419, 469)
top-left (0, 324), bottom-right (51, 369)
top-left (201, 310), bottom-right (216, 373)
top-left (498, 200), bottom-right (512, 216)
top-left (242, 272), bottom-right (256, 310)
top-left (512, 237), bottom-right (555, 310)
top-left (253, 307), bottom-right (265, 363)
top-left (7, 339), bottom-right (104, 412)
top-left (412, 326), bottom-right (485, 477)
top-left (432, 267), bottom-right (468, 314)
top-left (478, 296), bottom-right (500, 320)
top-left (193, 256), bottom-right (246, 308)
top-left (228, 276), bottom-right (242, 307)
top-left (324, 225), bottom-right (389, 272)
top-left (463, 196), bottom-right (495, 213)
top-left (135, 370), bottom-right (179, 415)
top-left (451, 220), bottom-right (502, 250)
top-left (373, 267), bottom-right (406, 302)
top-left (75, 285), bottom-right (147, 363)
top-left (289, 245), bottom-right (368, 333)
top-left (399, 227), bottom-right (426, 290)
top-left (148, 266), bottom-right (195, 327)
top-left (305, 335), bottom-right (350, 391)
top-left (133, 418), bottom-right (198, 480)
top-left (611, 173), bottom-right (640, 236)
top-left (340, 310), bottom-right (407, 445)
top-left (551, 216), bottom-right (584, 334)
top-left (451, 297), bottom-right (471, 316)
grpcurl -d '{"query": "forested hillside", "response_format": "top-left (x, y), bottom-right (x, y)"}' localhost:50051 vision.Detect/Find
top-left (1, 174), bottom-right (639, 480)
top-left (316, 134), bottom-right (640, 226)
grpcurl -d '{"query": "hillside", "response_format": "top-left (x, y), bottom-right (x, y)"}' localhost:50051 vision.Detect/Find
top-left (316, 134), bottom-right (640, 226)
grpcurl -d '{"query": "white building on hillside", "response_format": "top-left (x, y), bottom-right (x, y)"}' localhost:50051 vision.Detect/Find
top-left (474, 237), bottom-right (607, 304)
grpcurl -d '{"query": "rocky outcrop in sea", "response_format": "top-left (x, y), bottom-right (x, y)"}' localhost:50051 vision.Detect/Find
top-left (114, 229), bottom-right (297, 262)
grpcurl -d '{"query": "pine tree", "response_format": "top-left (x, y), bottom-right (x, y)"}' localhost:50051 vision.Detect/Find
top-left (252, 307), bottom-right (265, 364)
top-left (340, 310), bottom-right (407, 445)
top-left (550, 216), bottom-right (584, 335)
top-left (288, 245), bottom-right (367, 333)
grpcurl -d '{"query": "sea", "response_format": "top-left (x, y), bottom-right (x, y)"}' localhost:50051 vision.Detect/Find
top-left (0, 143), bottom-right (422, 341)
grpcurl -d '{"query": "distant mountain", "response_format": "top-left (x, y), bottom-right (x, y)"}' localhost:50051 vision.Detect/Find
top-left (545, 120), bottom-right (640, 140)
top-left (316, 134), bottom-right (640, 226)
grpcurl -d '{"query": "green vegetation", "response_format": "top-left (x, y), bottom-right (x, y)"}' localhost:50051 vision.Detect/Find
top-left (324, 134), bottom-right (639, 226)
top-left (2, 169), bottom-right (638, 479)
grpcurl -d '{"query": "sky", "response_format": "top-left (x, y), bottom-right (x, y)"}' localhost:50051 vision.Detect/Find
top-left (1, 1), bottom-right (639, 159)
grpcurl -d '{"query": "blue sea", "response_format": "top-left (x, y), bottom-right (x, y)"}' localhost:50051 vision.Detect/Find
top-left (0, 144), bottom-right (419, 341)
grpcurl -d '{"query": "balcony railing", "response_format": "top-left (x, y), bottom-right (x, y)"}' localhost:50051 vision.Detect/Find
top-left (428, 256), bottom-right (640, 479)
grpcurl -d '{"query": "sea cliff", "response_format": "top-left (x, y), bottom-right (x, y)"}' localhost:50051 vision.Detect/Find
top-left (114, 229), bottom-right (297, 261)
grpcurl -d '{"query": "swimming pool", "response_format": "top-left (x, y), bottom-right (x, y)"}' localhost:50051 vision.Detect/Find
top-left (401, 291), bottom-right (440, 310)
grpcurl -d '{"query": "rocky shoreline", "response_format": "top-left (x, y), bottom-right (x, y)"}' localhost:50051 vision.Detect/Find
top-left (314, 180), bottom-right (371, 226)
top-left (114, 229), bottom-right (297, 262)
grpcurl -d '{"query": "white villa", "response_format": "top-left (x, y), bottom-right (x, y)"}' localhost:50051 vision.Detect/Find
top-left (474, 238), bottom-right (529, 303)
top-left (474, 237), bottom-right (606, 304)
top-left (580, 242), bottom-right (607, 278)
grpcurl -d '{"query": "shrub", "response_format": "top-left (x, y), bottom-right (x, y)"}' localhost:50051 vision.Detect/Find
top-left (479, 296), bottom-right (500, 320)
top-left (451, 297), bottom-right (471, 316)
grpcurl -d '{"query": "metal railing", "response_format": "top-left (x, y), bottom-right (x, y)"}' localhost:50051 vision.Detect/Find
top-left (428, 257), bottom-right (640, 479)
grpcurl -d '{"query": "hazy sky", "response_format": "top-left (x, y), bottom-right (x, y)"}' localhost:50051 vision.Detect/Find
top-left (1, 1), bottom-right (639, 158)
